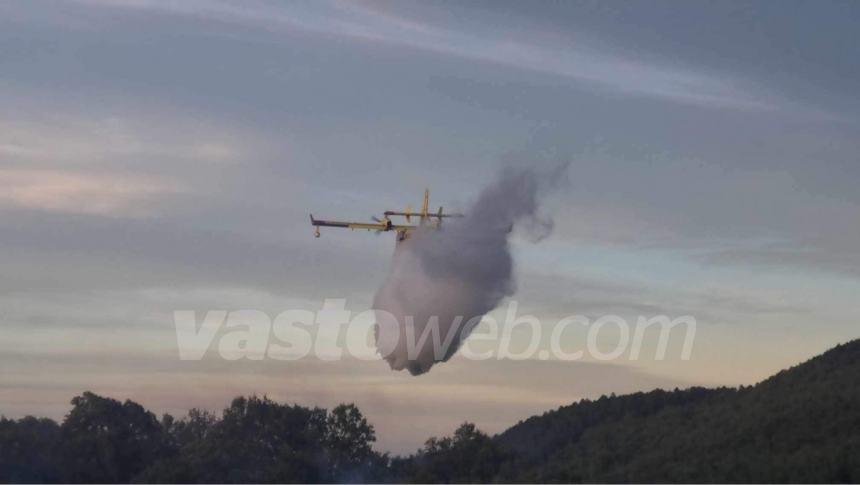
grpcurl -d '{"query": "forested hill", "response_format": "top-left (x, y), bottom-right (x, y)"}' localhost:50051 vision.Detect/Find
top-left (1, 339), bottom-right (858, 483)
top-left (489, 338), bottom-right (860, 482)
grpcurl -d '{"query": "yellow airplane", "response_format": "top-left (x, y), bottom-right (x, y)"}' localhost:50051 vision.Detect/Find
top-left (310, 189), bottom-right (463, 241)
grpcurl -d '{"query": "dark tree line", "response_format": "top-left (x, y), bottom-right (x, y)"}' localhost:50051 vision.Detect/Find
top-left (0, 393), bottom-right (385, 483)
top-left (491, 339), bottom-right (860, 483)
top-left (0, 391), bottom-right (506, 483)
top-left (2, 338), bottom-right (859, 483)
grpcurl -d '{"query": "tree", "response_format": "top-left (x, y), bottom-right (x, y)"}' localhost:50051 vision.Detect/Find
top-left (399, 422), bottom-right (510, 483)
top-left (58, 392), bottom-right (171, 483)
top-left (0, 415), bottom-right (61, 482)
top-left (166, 395), bottom-right (330, 483)
top-left (325, 403), bottom-right (378, 482)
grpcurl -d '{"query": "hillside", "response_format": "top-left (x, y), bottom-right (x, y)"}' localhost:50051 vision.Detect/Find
top-left (488, 339), bottom-right (860, 482)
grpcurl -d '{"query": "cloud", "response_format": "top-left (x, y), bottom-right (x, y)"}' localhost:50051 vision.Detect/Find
top-left (0, 115), bottom-right (239, 166)
top-left (69, 0), bottom-right (774, 110)
top-left (0, 168), bottom-right (182, 216)
top-left (0, 108), bottom-right (268, 217)
top-left (699, 242), bottom-right (860, 279)
top-left (514, 268), bottom-right (812, 327)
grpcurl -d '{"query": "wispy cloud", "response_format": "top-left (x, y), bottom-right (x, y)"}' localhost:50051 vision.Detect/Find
top-left (0, 168), bottom-right (182, 216)
top-left (0, 115), bottom-right (238, 166)
top-left (70, 0), bottom-right (774, 110)
top-left (0, 108), bottom-right (262, 216)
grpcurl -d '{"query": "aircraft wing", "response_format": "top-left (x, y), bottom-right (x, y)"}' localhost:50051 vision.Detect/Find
top-left (309, 214), bottom-right (416, 233)
top-left (383, 211), bottom-right (464, 218)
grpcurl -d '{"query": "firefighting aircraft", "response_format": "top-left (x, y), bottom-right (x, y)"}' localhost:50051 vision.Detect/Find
top-left (310, 189), bottom-right (463, 241)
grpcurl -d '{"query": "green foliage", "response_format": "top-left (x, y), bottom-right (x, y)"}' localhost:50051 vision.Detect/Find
top-left (58, 392), bottom-right (171, 483)
top-left (325, 403), bottom-right (381, 482)
top-left (160, 395), bottom-right (330, 483)
top-left (492, 339), bottom-right (860, 483)
top-left (140, 396), bottom-right (384, 483)
top-left (0, 339), bottom-right (858, 483)
top-left (0, 416), bottom-right (60, 483)
top-left (390, 422), bottom-right (511, 483)
top-left (0, 394), bottom-right (383, 483)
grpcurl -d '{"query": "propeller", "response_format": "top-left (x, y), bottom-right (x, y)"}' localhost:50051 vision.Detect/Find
top-left (372, 215), bottom-right (388, 235)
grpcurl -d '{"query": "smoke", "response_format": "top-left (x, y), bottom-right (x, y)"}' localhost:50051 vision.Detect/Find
top-left (373, 165), bottom-right (566, 375)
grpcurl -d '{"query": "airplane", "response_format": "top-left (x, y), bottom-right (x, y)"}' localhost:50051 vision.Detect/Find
top-left (310, 189), bottom-right (463, 241)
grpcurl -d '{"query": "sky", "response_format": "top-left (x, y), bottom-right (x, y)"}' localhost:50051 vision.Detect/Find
top-left (1, 0), bottom-right (859, 454)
